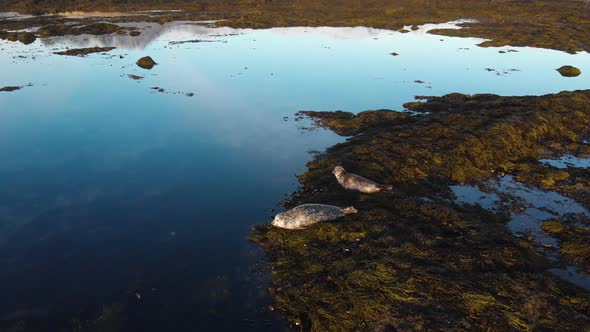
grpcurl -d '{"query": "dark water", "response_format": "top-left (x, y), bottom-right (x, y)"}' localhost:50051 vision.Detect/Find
top-left (1, 19), bottom-right (590, 331)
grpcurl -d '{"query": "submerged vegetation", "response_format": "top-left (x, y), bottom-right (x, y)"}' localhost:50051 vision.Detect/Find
top-left (252, 90), bottom-right (590, 330)
top-left (1, 0), bottom-right (590, 53)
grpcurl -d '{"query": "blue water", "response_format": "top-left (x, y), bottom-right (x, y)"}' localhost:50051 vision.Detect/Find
top-left (1, 20), bottom-right (590, 331)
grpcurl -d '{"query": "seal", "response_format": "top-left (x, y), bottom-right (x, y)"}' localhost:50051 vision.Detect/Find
top-left (272, 204), bottom-right (358, 230)
top-left (332, 166), bottom-right (393, 193)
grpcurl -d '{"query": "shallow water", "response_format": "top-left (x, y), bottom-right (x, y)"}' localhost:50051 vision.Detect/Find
top-left (451, 175), bottom-right (590, 288)
top-left (2, 20), bottom-right (590, 330)
top-left (540, 154), bottom-right (590, 169)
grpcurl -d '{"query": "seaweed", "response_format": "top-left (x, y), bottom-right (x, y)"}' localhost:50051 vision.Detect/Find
top-left (252, 90), bottom-right (590, 330)
top-left (37, 23), bottom-right (126, 37)
top-left (54, 47), bottom-right (116, 57)
top-left (542, 216), bottom-right (590, 268)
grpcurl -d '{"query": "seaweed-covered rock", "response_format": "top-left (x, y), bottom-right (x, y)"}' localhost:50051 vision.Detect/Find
top-left (253, 90), bottom-right (590, 331)
top-left (16, 32), bottom-right (35, 44)
top-left (136, 56), bottom-right (157, 69)
top-left (298, 109), bottom-right (409, 136)
top-left (54, 47), bottom-right (116, 56)
top-left (0, 31), bottom-right (36, 44)
top-left (37, 23), bottom-right (123, 37)
top-left (557, 65), bottom-right (581, 77)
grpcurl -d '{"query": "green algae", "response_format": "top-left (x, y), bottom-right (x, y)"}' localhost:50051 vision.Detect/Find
top-left (252, 90), bottom-right (590, 330)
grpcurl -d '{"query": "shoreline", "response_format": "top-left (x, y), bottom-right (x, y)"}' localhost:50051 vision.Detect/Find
top-left (0, 0), bottom-right (590, 53)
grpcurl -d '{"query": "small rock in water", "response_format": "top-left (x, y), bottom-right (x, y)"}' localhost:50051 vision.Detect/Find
top-left (128, 74), bottom-right (144, 80)
top-left (0, 86), bottom-right (22, 92)
top-left (55, 47), bottom-right (116, 57)
top-left (556, 65), bottom-right (581, 77)
top-left (17, 32), bottom-right (36, 45)
top-left (137, 56), bottom-right (157, 69)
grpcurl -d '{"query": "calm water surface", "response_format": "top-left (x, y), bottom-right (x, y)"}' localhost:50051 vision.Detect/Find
top-left (1, 20), bottom-right (590, 331)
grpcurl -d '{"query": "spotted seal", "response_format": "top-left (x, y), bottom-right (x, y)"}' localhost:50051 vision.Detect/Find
top-left (272, 204), bottom-right (358, 230)
top-left (332, 166), bottom-right (393, 193)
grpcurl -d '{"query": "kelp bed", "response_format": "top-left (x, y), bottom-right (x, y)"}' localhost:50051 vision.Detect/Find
top-left (251, 90), bottom-right (590, 331)
top-left (1, 0), bottom-right (590, 53)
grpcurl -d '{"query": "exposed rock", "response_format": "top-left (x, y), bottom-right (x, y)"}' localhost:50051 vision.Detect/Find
top-left (37, 23), bottom-right (124, 37)
top-left (557, 65), bottom-right (582, 77)
top-left (16, 32), bottom-right (35, 44)
top-left (137, 56), bottom-right (157, 69)
top-left (0, 86), bottom-right (22, 92)
top-left (0, 31), bottom-right (36, 44)
top-left (54, 47), bottom-right (116, 56)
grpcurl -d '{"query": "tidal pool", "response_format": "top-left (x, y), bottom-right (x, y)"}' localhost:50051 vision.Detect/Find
top-left (451, 175), bottom-right (590, 289)
top-left (1, 19), bottom-right (590, 331)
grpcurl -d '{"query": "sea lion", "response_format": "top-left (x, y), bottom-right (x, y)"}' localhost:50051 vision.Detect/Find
top-left (272, 204), bottom-right (357, 230)
top-left (332, 166), bottom-right (393, 193)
